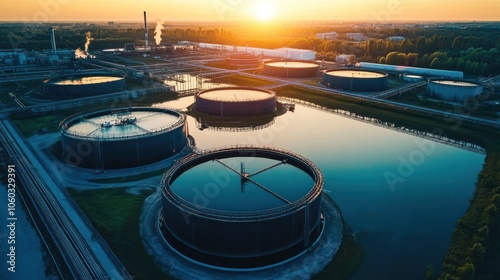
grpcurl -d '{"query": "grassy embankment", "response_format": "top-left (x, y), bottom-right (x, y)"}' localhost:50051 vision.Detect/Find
top-left (68, 188), bottom-right (173, 280)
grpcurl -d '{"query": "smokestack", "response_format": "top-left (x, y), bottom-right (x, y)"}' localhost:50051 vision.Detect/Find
top-left (144, 11), bottom-right (148, 48)
top-left (49, 27), bottom-right (57, 52)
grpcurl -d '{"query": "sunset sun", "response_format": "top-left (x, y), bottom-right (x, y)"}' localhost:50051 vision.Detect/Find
top-left (253, 2), bottom-right (276, 21)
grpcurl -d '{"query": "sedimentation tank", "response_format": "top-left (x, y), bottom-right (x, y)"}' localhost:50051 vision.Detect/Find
top-left (160, 146), bottom-right (324, 269)
top-left (226, 53), bottom-right (260, 67)
top-left (427, 79), bottom-right (483, 102)
top-left (60, 107), bottom-right (188, 169)
top-left (323, 69), bottom-right (388, 92)
top-left (41, 73), bottom-right (126, 98)
top-left (195, 87), bottom-right (276, 117)
top-left (263, 61), bottom-right (320, 78)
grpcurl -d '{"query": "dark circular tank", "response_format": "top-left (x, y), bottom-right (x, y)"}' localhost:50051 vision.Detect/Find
top-left (60, 107), bottom-right (188, 169)
top-left (41, 73), bottom-right (126, 98)
top-left (263, 60), bottom-right (320, 78)
top-left (160, 146), bottom-right (324, 269)
top-left (427, 79), bottom-right (483, 102)
top-left (195, 87), bottom-right (276, 117)
top-left (323, 69), bottom-right (388, 92)
top-left (226, 53), bottom-right (260, 67)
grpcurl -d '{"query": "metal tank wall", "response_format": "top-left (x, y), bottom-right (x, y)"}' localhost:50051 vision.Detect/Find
top-left (160, 191), bottom-right (322, 268)
top-left (195, 96), bottom-right (276, 117)
top-left (323, 71), bottom-right (388, 92)
top-left (427, 80), bottom-right (483, 102)
top-left (41, 74), bottom-right (126, 98)
top-left (263, 61), bottom-right (320, 78)
top-left (62, 123), bottom-right (187, 169)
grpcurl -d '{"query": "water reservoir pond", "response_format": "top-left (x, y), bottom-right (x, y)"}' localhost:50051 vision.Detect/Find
top-left (158, 97), bottom-right (485, 279)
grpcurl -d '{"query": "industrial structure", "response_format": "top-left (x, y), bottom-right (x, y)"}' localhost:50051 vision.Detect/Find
top-left (427, 79), bottom-right (484, 102)
top-left (358, 62), bottom-right (464, 79)
top-left (160, 146), bottom-right (324, 268)
top-left (144, 11), bottom-right (149, 48)
top-left (194, 87), bottom-right (276, 117)
top-left (402, 74), bottom-right (424, 83)
top-left (198, 43), bottom-right (316, 60)
top-left (316, 32), bottom-right (337, 40)
top-left (263, 60), bottom-right (320, 78)
top-left (60, 107), bottom-right (188, 169)
top-left (41, 74), bottom-right (126, 98)
top-left (323, 69), bottom-right (388, 92)
top-left (226, 53), bottom-right (260, 67)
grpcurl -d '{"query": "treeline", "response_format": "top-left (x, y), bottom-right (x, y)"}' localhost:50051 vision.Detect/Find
top-left (0, 24), bottom-right (237, 51)
top-left (439, 149), bottom-right (500, 279)
top-left (314, 34), bottom-right (500, 76)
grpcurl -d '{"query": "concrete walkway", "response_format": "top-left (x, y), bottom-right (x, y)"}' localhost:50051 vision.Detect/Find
top-left (140, 190), bottom-right (344, 280)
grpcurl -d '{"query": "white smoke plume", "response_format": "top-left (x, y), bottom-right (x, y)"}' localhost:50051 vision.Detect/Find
top-left (154, 20), bottom-right (164, 46)
top-left (75, 31), bottom-right (94, 59)
top-left (84, 31), bottom-right (94, 52)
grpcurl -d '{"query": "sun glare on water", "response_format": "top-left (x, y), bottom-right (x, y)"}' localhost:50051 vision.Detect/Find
top-left (253, 2), bottom-right (276, 21)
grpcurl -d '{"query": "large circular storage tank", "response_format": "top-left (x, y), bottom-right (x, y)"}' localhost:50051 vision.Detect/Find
top-left (160, 146), bottom-right (324, 269)
top-left (323, 69), bottom-right (388, 92)
top-left (41, 74), bottom-right (126, 98)
top-left (427, 79), bottom-right (483, 102)
top-left (263, 61), bottom-right (320, 78)
top-left (195, 87), bottom-right (276, 117)
top-left (226, 53), bottom-right (260, 67)
top-left (60, 107), bottom-right (188, 169)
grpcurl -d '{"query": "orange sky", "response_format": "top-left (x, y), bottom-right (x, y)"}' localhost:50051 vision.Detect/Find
top-left (1, 0), bottom-right (499, 22)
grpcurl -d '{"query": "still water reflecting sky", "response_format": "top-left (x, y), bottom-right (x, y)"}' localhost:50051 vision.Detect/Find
top-left (158, 96), bottom-right (485, 279)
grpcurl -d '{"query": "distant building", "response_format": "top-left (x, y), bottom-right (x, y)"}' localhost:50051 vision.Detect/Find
top-left (108, 22), bottom-right (114, 26)
top-left (336, 54), bottom-right (350, 64)
top-left (198, 43), bottom-right (316, 60)
top-left (388, 36), bottom-right (405, 42)
top-left (316, 32), bottom-right (337, 40)
top-left (346, 33), bottom-right (365, 41)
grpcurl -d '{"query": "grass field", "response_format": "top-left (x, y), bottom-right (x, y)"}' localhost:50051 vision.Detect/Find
top-left (68, 188), bottom-right (173, 280)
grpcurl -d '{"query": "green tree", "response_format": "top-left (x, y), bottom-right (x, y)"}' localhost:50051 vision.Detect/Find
top-left (385, 51), bottom-right (398, 65)
top-left (424, 264), bottom-right (434, 280)
top-left (430, 57), bottom-right (440, 69)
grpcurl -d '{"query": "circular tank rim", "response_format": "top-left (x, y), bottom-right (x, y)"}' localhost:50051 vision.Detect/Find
top-left (43, 73), bottom-right (126, 86)
top-left (428, 78), bottom-right (483, 87)
top-left (162, 146), bottom-right (323, 221)
top-left (196, 86), bottom-right (276, 102)
top-left (59, 106), bottom-right (186, 141)
top-left (323, 69), bottom-right (389, 78)
top-left (263, 60), bottom-right (320, 69)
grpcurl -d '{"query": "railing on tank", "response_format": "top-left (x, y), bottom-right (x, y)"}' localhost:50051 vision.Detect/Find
top-left (161, 145), bottom-right (324, 221)
top-left (60, 106), bottom-right (186, 141)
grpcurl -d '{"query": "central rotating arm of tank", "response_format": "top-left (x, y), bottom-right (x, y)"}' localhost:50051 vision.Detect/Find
top-left (244, 176), bottom-right (291, 204)
top-left (248, 159), bottom-right (287, 177)
top-left (212, 158), bottom-right (291, 205)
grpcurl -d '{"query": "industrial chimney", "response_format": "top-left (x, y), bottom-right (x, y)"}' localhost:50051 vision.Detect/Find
top-left (144, 11), bottom-right (148, 48)
top-left (49, 27), bottom-right (57, 52)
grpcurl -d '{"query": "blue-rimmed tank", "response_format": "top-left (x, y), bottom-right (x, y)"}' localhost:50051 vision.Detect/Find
top-left (41, 73), bottom-right (126, 98)
top-left (160, 146), bottom-right (324, 269)
top-left (427, 79), bottom-right (483, 102)
top-left (263, 60), bottom-right (320, 78)
top-left (60, 107), bottom-right (188, 169)
top-left (195, 87), bottom-right (277, 117)
top-left (323, 69), bottom-right (388, 92)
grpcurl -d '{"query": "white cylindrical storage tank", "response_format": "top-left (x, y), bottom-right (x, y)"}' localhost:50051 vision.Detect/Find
top-left (427, 80), bottom-right (483, 102)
